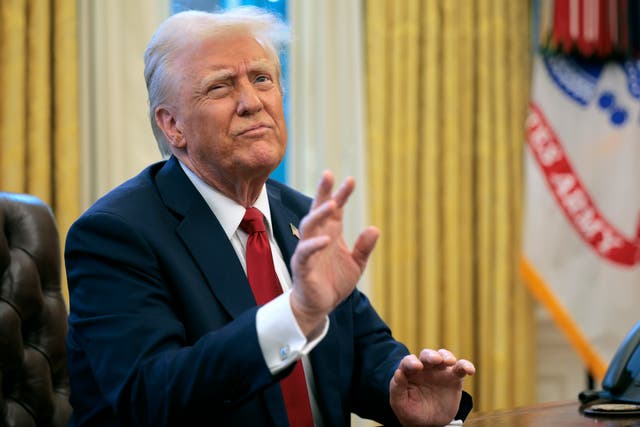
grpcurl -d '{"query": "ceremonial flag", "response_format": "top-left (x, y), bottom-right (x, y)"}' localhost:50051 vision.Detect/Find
top-left (522, 52), bottom-right (640, 379)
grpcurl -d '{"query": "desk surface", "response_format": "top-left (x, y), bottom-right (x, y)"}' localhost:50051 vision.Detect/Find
top-left (465, 400), bottom-right (640, 426)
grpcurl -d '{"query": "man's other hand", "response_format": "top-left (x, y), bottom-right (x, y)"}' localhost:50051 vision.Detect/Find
top-left (390, 348), bottom-right (476, 427)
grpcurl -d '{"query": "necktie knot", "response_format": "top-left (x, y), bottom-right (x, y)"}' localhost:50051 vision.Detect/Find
top-left (240, 207), bottom-right (266, 234)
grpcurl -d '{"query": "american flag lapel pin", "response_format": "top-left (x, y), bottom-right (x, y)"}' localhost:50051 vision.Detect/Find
top-left (289, 223), bottom-right (300, 239)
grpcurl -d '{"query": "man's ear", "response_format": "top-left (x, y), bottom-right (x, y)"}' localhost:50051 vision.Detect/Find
top-left (155, 106), bottom-right (185, 149)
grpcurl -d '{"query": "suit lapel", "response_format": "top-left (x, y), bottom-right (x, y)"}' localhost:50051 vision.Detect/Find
top-left (266, 182), bottom-right (301, 274)
top-left (155, 157), bottom-right (257, 318)
top-left (176, 209), bottom-right (258, 318)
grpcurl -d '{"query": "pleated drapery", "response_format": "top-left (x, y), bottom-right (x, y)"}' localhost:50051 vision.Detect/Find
top-left (365, 0), bottom-right (536, 411)
top-left (0, 0), bottom-right (80, 305)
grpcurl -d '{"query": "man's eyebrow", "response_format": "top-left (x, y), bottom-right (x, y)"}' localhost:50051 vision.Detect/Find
top-left (200, 68), bottom-right (236, 88)
top-left (199, 60), bottom-right (276, 89)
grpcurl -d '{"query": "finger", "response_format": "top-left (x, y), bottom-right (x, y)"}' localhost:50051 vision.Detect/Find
top-left (292, 236), bottom-right (331, 265)
top-left (437, 348), bottom-right (457, 366)
top-left (419, 348), bottom-right (444, 367)
top-left (331, 176), bottom-right (355, 208)
top-left (397, 354), bottom-right (423, 374)
top-left (389, 367), bottom-right (409, 406)
top-left (453, 359), bottom-right (476, 377)
top-left (310, 170), bottom-right (335, 210)
top-left (390, 367), bottom-right (408, 394)
top-left (351, 226), bottom-right (380, 269)
top-left (299, 200), bottom-right (336, 236)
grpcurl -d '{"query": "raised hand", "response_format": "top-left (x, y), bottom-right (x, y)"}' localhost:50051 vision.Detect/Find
top-left (289, 170), bottom-right (379, 337)
top-left (390, 349), bottom-right (476, 427)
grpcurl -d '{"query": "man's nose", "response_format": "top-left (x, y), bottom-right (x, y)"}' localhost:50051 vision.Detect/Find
top-left (236, 81), bottom-right (263, 116)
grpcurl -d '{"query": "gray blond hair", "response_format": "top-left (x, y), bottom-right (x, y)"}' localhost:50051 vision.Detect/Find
top-left (143, 7), bottom-right (290, 158)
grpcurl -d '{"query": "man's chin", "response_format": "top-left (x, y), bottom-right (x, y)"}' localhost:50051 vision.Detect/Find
top-left (237, 159), bottom-right (282, 181)
top-left (244, 152), bottom-right (285, 174)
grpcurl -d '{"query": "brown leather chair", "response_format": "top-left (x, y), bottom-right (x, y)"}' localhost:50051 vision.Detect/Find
top-left (0, 193), bottom-right (71, 426)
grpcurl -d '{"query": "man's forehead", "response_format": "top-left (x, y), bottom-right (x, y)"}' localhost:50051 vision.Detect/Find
top-left (191, 35), bottom-right (276, 68)
top-left (207, 57), bottom-right (274, 73)
top-left (200, 33), bottom-right (268, 57)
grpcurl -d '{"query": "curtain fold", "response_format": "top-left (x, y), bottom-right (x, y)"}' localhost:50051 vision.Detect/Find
top-left (288, 0), bottom-right (369, 273)
top-left (27, 0), bottom-right (52, 200)
top-left (77, 0), bottom-right (168, 208)
top-left (1, 0), bottom-right (27, 191)
top-left (0, 0), bottom-right (79, 305)
top-left (365, 0), bottom-right (535, 412)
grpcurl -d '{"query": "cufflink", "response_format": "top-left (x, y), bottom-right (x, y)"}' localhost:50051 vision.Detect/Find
top-left (279, 344), bottom-right (291, 360)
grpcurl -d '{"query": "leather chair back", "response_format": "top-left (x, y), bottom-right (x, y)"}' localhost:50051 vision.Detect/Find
top-left (0, 193), bottom-right (71, 426)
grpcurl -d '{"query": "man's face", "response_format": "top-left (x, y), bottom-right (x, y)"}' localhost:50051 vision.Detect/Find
top-left (162, 34), bottom-right (287, 191)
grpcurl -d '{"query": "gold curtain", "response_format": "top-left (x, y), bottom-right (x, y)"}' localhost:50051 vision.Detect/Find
top-left (366, 0), bottom-right (535, 412)
top-left (0, 0), bottom-right (79, 305)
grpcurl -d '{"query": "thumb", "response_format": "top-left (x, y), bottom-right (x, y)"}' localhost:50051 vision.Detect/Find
top-left (351, 226), bottom-right (379, 268)
top-left (389, 368), bottom-right (409, 401)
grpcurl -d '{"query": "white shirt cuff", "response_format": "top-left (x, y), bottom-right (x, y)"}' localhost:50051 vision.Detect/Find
top-left (256, 289), bottom-right (329, 374)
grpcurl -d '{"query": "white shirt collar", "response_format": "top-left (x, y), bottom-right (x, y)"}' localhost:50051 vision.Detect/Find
top-left (179, 161), bottom-right (274, 239)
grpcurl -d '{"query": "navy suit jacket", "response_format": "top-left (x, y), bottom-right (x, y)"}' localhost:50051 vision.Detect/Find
top-left (65, 156), bottom-right (470, 426)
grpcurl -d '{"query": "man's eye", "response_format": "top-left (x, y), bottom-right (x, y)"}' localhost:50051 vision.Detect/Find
top-left (208, 84), bottom-right (231, 97)
top-left (255, 75), bottom-right (272, 84)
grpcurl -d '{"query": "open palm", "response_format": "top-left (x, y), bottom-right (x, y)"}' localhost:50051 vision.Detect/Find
top-left (289, 171), bottom-right (379, 336)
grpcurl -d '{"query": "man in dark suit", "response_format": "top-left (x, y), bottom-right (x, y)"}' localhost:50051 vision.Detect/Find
top-left (65, 7), bottom-right (475, 427)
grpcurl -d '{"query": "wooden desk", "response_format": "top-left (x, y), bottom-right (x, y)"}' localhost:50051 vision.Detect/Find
top-left (465, 400), bottom-right (640, 426)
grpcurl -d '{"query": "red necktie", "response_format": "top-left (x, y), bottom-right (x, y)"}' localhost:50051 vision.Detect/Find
top-left (240, 207), bottom-right (314, 427)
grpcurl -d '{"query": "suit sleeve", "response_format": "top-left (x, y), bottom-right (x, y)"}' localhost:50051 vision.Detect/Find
top-left (343, 290), bottom-right (408, 425)
top-left (65, 211), bottom-right (284, 426)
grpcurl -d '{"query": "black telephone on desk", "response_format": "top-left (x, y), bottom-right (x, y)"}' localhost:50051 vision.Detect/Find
top-left (579, 321), bottom-right (640, 405)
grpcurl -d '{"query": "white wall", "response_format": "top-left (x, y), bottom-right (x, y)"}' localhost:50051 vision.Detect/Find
top-left (536, 305), bottom-right (590, 403)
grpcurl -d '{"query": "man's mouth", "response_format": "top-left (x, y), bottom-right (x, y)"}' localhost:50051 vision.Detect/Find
top-left (236, 123), bottom-right (272, 137)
